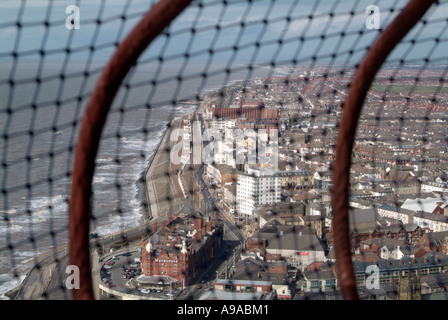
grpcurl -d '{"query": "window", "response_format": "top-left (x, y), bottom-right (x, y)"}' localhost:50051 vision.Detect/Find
top-left (430, 267), bottom-right (440, 274)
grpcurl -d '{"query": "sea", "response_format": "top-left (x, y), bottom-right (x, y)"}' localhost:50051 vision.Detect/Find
top-left (0, 60), bottom-right (288, 298)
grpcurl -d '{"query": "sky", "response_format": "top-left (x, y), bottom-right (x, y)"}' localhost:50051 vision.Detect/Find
top-left (1, 0), bottom-right (448, 68)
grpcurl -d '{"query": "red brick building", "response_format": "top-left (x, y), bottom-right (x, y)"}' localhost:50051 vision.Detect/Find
top-left (212, 106), bottom-right (278, 122)
top-left (140, 212), bottom-right (223, 289)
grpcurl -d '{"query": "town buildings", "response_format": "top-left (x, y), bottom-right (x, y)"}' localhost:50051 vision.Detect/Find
top-left (139, 212), bottom-right (223, 289)
top-left (159, 65), bottom-right (448, 300)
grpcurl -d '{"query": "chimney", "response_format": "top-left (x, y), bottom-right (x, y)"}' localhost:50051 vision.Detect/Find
top-left (153, 221), bottom-right (157, 232)
top-left (435, 255), bottom-right (439, 263)
top-left (194, 216), bottom-right (202, 231)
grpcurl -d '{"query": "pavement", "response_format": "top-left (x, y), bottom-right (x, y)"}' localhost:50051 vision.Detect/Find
top-left (145, 115), bottom-right (189, 221)
top-left (13, 244), bottom-right (71, 300)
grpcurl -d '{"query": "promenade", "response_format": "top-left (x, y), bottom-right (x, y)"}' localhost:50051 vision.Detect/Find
top-left (144, 115), bottom-right (190, 221)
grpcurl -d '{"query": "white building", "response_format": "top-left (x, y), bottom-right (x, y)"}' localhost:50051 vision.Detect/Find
top-left (413, 212), bottom-right (448, 233)
top-left (236, 169), bottom-right (281, 219)
top-left (260, 227), bottom-right (326, 270)
top-left (421, 181), bottom-right (448, 193)
top-left (401, 197), bottom-right (448, 214)
top-left (377, 204), bottom-right (416, 224)
top-left (210, 118), bottom-right (236, 131)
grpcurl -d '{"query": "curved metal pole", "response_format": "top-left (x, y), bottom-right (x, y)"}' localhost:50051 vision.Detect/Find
top-left (332, 0), bottom-right (435, 300)
top-left (69, 0), bottom-right (193, 300)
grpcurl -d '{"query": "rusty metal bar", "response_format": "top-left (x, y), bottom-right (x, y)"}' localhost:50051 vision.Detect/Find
top-left (332, 0), bottom-right (435, 300)
top-left (69, 0), bottom-right (193, 300)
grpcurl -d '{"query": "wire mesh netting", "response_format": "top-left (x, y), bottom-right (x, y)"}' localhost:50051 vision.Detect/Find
top-left (1, 0), bottom-right (448, 301)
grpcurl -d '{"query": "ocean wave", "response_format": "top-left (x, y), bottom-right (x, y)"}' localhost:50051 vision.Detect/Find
top-left (96, 157), bottom-right (113, 163)
top-left (1, 209), bottom-right (16, 215)
top-left (0, 273), bottom-right (26, 299)
top-left (0, 222), bottom-right (23, 234)
top-left (0, 195), bottom-right (68, 229)
top-left (93, 176), bottom-right (105, 184)
top-left (29, 195), bottom-right (66, 217)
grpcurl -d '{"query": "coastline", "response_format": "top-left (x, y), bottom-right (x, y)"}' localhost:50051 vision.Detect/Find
top-left (5, 99), bottom-right (205, 300)
top-left (136, 123), bottom-right (169, 222)
top-left (1, 62), bottom-right (289, 299)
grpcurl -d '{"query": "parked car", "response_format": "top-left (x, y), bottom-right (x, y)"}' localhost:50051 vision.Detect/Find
top-left (170, 289), bottom-right (180, 297)
top-left (140, 289), bottom-right (150, 294)
top-left (122, 252), bottom-right (132, 257)
top-left (107, 283), bottom-right (116, 288)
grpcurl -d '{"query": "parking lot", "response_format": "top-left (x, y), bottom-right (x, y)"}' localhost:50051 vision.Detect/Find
top-left (99, 251), bottom-right (181, 300)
